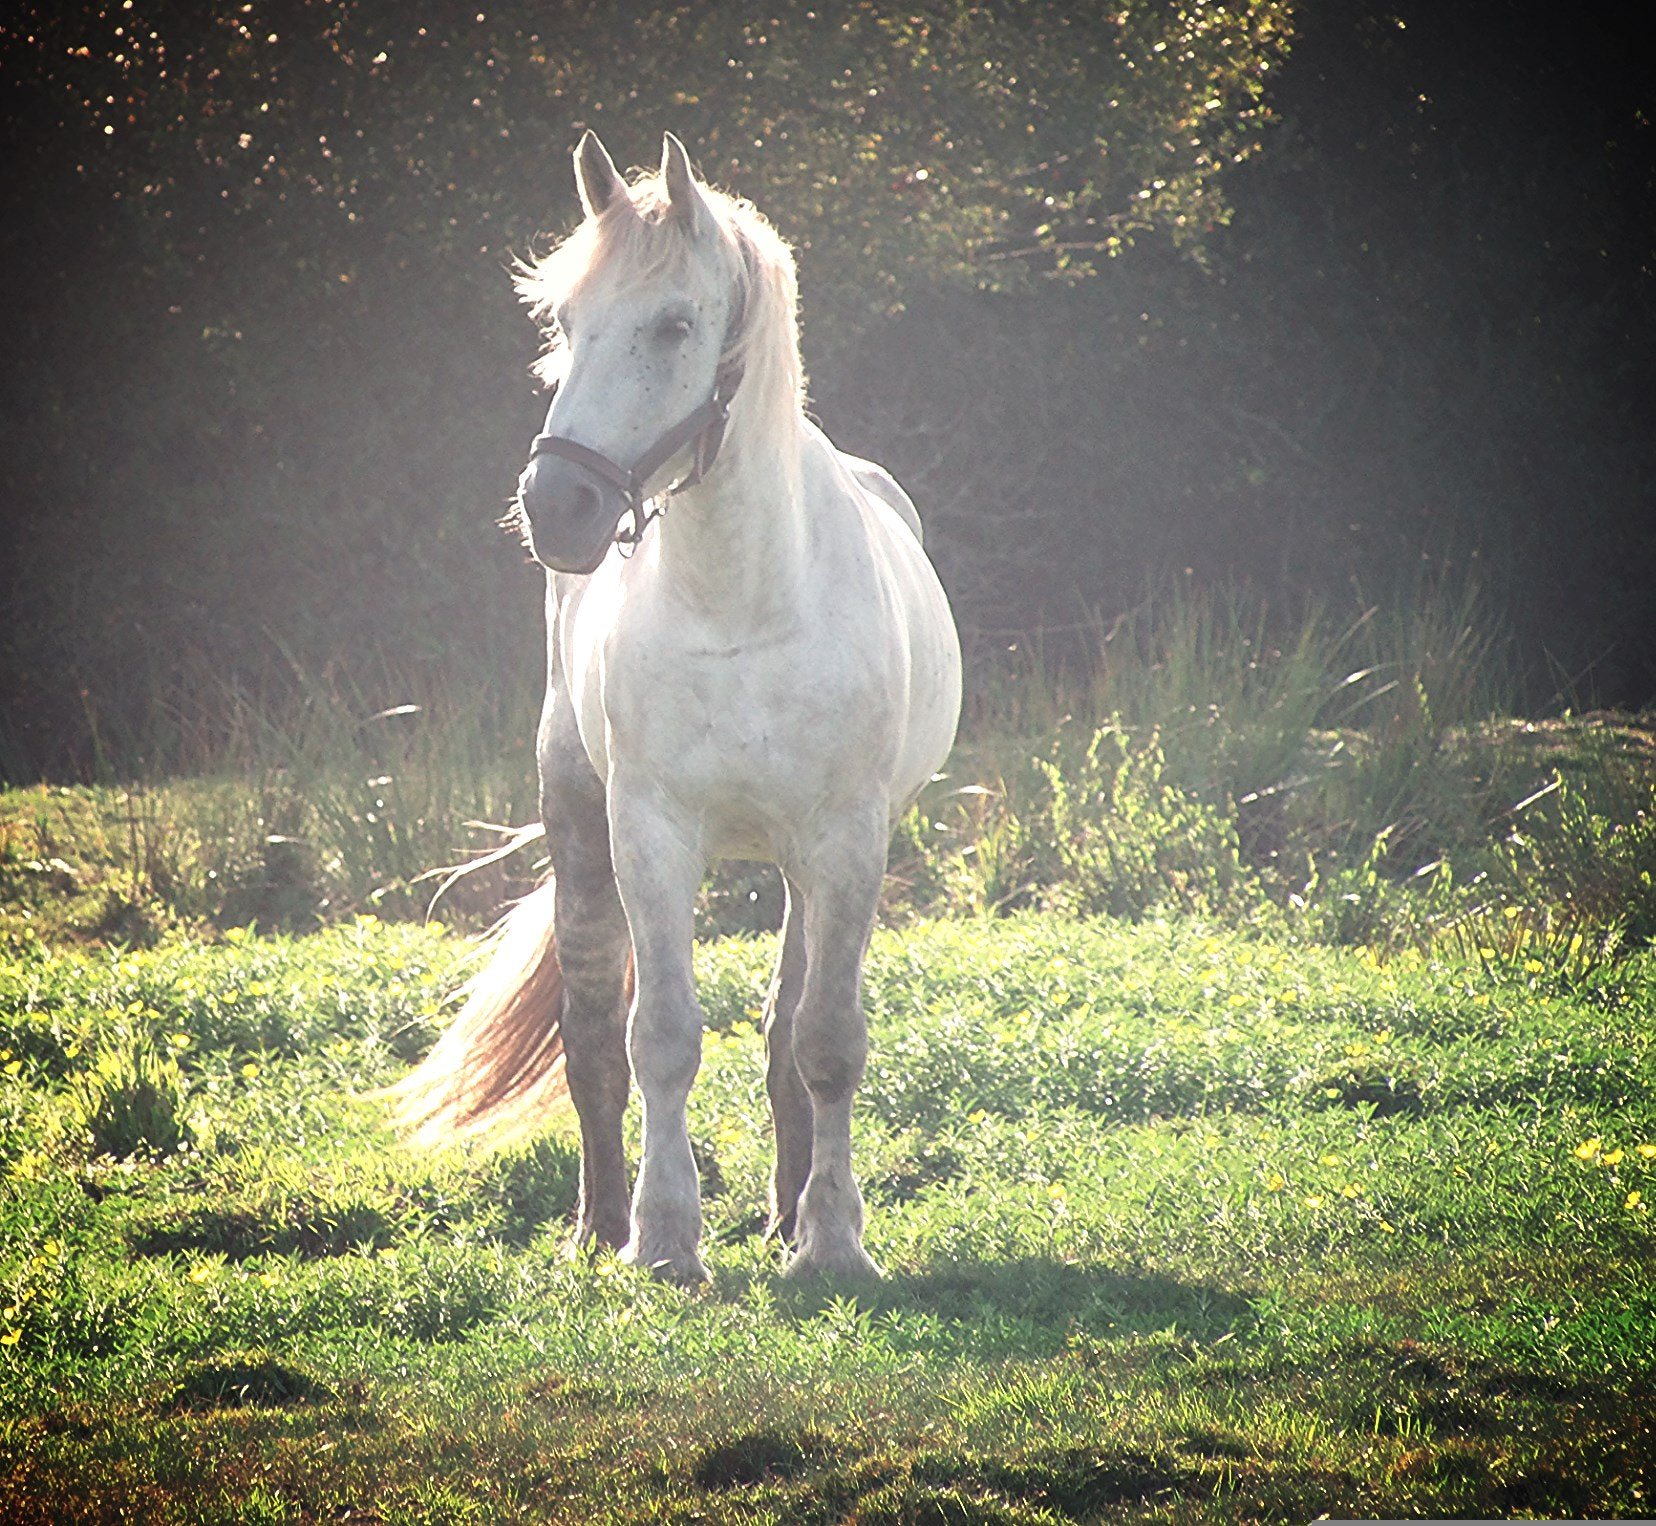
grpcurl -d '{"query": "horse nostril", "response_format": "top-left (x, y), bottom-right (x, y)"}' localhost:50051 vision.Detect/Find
top-left (521, 467), bottom-right (606, 530)
top-left (569, 478), bottom-right (604, 525)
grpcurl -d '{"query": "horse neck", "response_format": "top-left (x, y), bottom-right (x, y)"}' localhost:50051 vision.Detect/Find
top-left (651, 405), bottom-right (809, 621)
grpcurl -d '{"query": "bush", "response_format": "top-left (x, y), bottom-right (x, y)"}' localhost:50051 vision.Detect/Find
top-left (1499, 766), bottom-right (1656, 949)
top-left (1040, 724), bottom-right (1265, 922)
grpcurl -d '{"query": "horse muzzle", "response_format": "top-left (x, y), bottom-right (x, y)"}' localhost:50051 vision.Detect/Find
top-left (515, 456), bottom-right (629, 575)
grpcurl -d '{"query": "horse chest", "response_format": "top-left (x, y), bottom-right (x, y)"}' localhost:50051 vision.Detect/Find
top-left (584, 626), bottom-right (891, 836)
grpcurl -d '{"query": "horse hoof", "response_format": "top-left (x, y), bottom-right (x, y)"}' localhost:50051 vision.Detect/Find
top-left (566, 1220), bottom-right (629, 1260)
top-left (621, 1241), bottom-right (710, 1286)
top-left (784, 1239), bottom-right (882, 1281)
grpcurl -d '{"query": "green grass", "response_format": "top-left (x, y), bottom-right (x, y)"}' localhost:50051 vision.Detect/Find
top-left (3, 914), bottom-right (1654, 1521)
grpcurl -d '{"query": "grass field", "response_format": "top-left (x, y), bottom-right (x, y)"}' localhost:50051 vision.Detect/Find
top-left (4, 587), bottom-right (1653, 1520)
top-left (3, 909), bottom-right (1654, 1522)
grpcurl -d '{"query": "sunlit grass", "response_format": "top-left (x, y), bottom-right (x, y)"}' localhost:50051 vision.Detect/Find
top-left (2, 915), bottom-right (1654, 1519)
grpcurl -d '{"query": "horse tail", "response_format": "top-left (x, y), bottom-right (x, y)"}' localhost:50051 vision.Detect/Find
top-left (385, 879), bottom-right (570, 1149)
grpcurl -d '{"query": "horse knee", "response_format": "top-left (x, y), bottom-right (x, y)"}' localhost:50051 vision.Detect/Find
top-left (790, 1007), bottom-right (866, 1104)
top-left (629, 995), bottom-right (703, 1100)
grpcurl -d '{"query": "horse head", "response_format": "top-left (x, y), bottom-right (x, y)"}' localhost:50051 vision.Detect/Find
top-left (513, 132), bottom-right (743, 573)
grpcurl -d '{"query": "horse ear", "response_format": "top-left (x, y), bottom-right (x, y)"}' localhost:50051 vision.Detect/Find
top-left (661, 132), bottom-right (714, 238)
top-left (574, 130), bottom-right (630, 219)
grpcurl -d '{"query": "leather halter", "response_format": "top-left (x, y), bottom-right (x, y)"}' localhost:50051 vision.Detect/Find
top-left (527, 357), bottom-right (744, 551)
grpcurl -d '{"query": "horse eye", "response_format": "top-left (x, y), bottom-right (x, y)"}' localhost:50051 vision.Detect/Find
top-left (657, 316), bottom-right (694, 343)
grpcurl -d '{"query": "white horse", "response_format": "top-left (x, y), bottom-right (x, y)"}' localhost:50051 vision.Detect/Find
top-left (391, 131), bottom-right (961, 1282)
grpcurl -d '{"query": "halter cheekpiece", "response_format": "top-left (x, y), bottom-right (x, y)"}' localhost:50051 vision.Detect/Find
top-left (527, 357), bottom-right (744, 553)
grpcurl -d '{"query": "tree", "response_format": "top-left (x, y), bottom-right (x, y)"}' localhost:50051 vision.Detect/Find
top-left (4, 0), bottom-right (1293, 302)
top-left (0, 1), bottom-right (1294, 774)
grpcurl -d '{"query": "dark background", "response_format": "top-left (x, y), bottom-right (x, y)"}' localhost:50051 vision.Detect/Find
top-left (2, 1), bottom-right (1651, 780)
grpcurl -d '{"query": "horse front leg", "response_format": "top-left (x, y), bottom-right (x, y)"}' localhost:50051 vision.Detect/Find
top-left (609, 790), bottom-right (710, 1284)
top-left (786, 809), bottom-right (888, 1280)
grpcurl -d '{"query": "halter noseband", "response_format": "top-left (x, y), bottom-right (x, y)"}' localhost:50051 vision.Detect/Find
top-left (527, 357), bottom-right (744, 552)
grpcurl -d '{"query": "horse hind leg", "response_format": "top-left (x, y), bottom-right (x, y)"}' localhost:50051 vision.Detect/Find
top-left (763, 879), bottom-right (810, 1241)
top-left (550, 847), bottom-right (632, 1250)
top-left (543, 718), bottom-right (633, 1251)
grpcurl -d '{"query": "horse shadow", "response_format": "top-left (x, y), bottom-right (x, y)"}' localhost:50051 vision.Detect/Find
top-left (741, 1255), bottom-right (1257, 1361)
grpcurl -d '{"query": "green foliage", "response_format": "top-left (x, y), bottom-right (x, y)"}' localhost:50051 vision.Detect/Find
top-left (883, 584), bottom-right (1656, 967)
top-left (1040, 724), bottom-right (1263, 921)
top-left (0, 660), bottom-right (542, 940)
top-left (9, 580), bottom-right (1655, 977)
top-left (1498, 760), bottom-right (1656, 949)
top-left (5, 2), bottom-right (1290, 303)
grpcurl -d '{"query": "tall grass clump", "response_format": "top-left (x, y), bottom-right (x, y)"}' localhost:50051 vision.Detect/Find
top-left (1, 654), bottom-right (545, 941)
top-left (61, 1027), bottom-right (198, 1161)
top-left (898, 577), bottom-right (1656, 965)
top-left (6, 574), bottom-right (1653, 969)
top-left (1429, 726), bottom-right (1656, 969)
